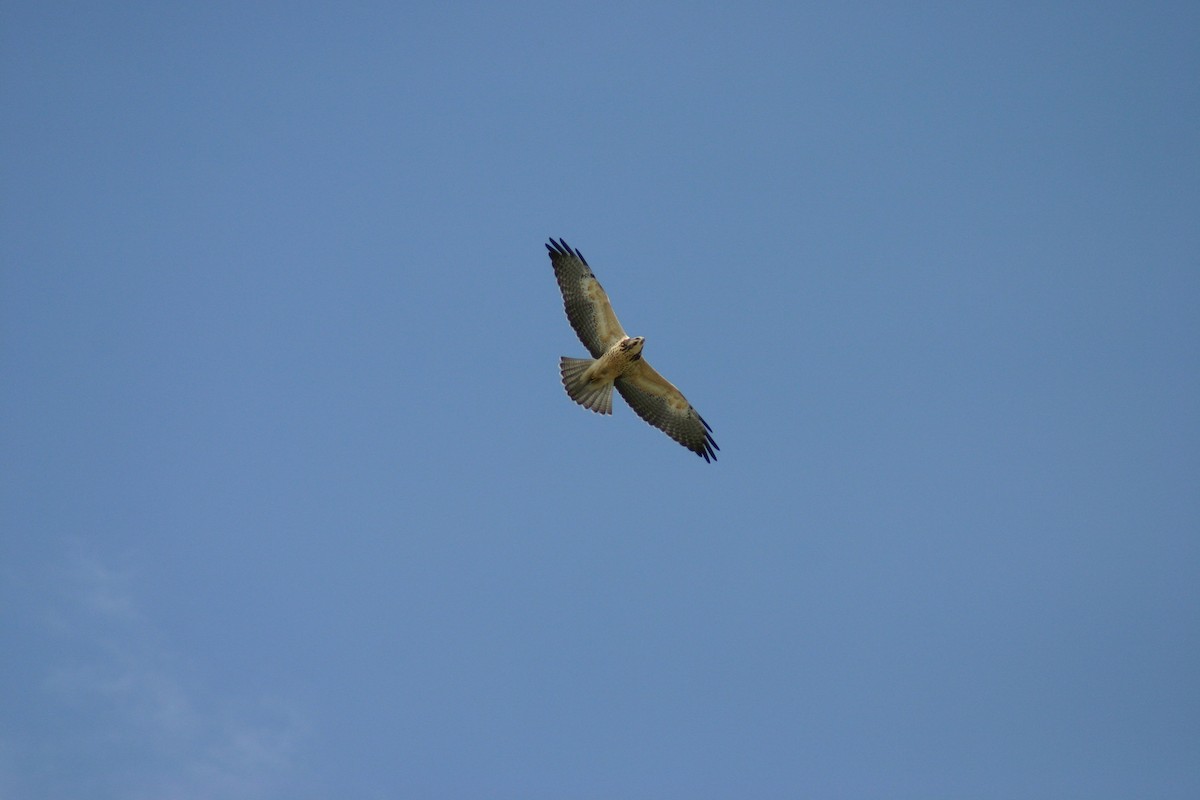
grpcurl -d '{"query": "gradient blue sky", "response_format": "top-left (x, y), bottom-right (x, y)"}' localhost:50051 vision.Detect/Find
top-left (3, 2), bottom-right (1198, 798)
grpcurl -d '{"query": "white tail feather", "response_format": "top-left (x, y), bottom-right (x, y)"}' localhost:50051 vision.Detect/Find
top-left (560, 356), bottom-right (613, 415)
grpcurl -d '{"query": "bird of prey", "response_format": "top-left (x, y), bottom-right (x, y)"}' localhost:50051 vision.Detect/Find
top-left (546, 237), bottom-right (718, 462)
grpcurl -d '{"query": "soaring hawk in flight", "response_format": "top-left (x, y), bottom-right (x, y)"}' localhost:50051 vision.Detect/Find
top-left (546, 238), bottom-right (718, 462)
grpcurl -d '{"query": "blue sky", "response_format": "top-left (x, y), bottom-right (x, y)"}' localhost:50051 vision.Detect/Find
top-left (2, 2), bottom-right (1198, 797)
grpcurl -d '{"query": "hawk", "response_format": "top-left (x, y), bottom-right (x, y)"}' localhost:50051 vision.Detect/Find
top-left (546, 237), bottom-right (719, 462)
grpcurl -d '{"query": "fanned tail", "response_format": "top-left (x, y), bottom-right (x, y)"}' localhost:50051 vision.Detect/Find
top-left (560, 357), bottom-right (613, 415)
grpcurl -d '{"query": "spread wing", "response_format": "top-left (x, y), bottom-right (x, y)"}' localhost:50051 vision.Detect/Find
top-left (547, 238), bottom-right (627, 357)
top-left (616, 360), bottom-right (719, 462)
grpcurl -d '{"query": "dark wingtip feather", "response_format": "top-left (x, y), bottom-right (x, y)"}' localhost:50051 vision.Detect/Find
top-left (546, 237), bottom-right (588, 266)
top-left (690, 412), bottom-right (718, 462)
top-left (694, 431), bottom-right (718, 463)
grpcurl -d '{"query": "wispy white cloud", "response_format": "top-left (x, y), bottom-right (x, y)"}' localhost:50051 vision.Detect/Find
top-left (10, 549), bottom-right (311, 800)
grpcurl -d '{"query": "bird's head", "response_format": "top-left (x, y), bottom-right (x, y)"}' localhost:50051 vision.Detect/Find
top-left (621, 336), bottom-right (645, 357)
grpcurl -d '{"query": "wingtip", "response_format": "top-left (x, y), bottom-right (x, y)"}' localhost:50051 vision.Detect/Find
top-left (546, 237), bottom-right (587, 266)
top-left (694, 433), bottom-right (718, 463)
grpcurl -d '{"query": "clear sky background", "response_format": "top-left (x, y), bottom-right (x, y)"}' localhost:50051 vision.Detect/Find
top-left (2, 3), bottom-right (1198, 798)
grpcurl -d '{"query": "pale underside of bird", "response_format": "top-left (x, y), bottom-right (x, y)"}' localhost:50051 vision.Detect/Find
top-left (546, 237), bottom-right (718, 462)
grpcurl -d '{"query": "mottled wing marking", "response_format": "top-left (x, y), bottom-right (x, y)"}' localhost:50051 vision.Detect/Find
top-left (616, 360), bottom-right (719, 462)
top-left (547, 238), bottom-right (627, 358)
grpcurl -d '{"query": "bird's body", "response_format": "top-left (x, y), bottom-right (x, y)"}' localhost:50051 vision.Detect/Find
top-left (558, 336), bottom-right (644, 415)
top-left (546, 238), bottom-right (718, 462)
top-left (580, 335), bottom-right (644, 385)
